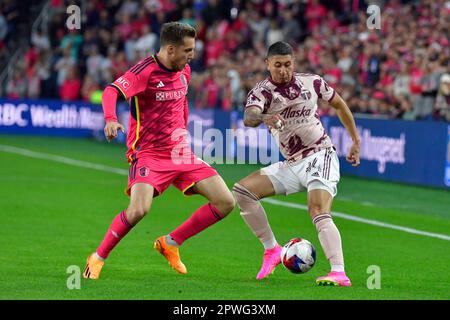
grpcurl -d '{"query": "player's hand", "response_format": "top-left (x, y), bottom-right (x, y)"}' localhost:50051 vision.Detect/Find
top-left (263, 114), bottom-right (285, 131)
top-left (104, 121), bottom-right (125, 142)
top-left (346, 141), bottom-right (361, 166)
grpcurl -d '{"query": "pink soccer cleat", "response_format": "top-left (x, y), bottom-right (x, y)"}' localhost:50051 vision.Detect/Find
top-left (256, 245), bottom-right (282, 280)
top-left (316, 271), bottom-right (352, 286)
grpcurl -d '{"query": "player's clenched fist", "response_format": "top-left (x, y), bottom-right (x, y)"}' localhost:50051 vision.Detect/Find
top-left (104, 121), bottom-right (125, 142)
top-left (346, 141), bottom-right (361, 166)
top-left (263, 114), bottom-right (285, 131)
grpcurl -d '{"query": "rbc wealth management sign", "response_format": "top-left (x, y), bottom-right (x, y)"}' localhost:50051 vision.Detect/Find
top-left (0, 99), bottom-right (104, 136)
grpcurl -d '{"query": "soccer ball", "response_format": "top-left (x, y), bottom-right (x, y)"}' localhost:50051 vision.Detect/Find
top-left (281, 238), bottom-right (316, 274)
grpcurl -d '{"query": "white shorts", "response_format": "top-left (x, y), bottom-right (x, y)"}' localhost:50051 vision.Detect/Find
top-left (261, 148), bottom-right (340, 197)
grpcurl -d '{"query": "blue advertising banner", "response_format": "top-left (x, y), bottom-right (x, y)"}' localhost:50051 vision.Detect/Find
top-left (1, 98), bottom-right (448, 188)
top-left (186, 109), bottom-right (215, 157)
top-left (445, 125), bottom-right (450, 187)
top-left (230, 112), bottom-right (449, 188)
top-left (186, 109), bottom-right (280, 165)
top-left (0, 98), bottom-right (104, 137)
top-left (323, 117), bottom-right (449, 188)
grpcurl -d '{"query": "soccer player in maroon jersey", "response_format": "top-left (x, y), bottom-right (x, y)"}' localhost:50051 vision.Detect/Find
top-left (83, 22), bottom-right (235, 279)
top-left (233, 42), bottom-right (360, 286)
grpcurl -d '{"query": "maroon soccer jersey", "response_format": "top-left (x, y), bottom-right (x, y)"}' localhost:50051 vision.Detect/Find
top-left (110, 55), bottom-right (190, 162)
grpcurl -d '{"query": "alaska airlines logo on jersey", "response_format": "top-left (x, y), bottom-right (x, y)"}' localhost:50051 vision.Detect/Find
top-left (115, 77), bottom-right (130, 90)
top-left (155, 89), bottom-right (187, 101)
top-left (280, 106), bottom-right (312, 119)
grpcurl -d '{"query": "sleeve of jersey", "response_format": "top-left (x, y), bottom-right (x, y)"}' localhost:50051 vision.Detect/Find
top-left (316, 76), bottom-right (335, 102)
top-left (110, 69), bottom-right (150, 99)
top-left (245, 88), bottom-right (266, 111)
top-left (102, 86), bottom-right (119, 122)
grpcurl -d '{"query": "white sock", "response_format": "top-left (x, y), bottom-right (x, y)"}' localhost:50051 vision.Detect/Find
top-left (233, 183), bottom-right (278, 250)
top-left (94, 252), bottom-right (105, 261)
top-left (165, 235), bottom-right (180, 247)
top-left (313, 213), bottom-right (345, 272)
top-left (263, 238), bottom-right (278, 250)
top-left (331, 264), bottom-right (345, 272)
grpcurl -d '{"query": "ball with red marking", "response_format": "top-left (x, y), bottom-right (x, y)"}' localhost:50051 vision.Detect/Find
top-left (281, 238), bottom-right (316, 274)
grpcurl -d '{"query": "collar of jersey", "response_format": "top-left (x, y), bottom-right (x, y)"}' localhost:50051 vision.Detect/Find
top-left (268, 75), bottom-right (295, 88)
top-left (153, 54), bottom-right (177, 73)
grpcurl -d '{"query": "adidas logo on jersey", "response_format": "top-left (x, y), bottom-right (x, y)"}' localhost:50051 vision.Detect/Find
top-left (157, 81), bottom-right (165, 88)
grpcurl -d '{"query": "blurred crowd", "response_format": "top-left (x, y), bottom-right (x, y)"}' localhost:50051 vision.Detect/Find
top-left (1, 0), bottom-right (450, 121)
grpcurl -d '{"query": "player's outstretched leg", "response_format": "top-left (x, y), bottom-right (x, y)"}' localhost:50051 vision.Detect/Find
top-left (84, 210), bottom-right (133, 279)
top-left (154, 175), bottom-right (235, 274)
top-left (153, 235), bottom-right (187, 274)
top-left (233, 171), bottom-right (281, 280)
top-left (308, 189), bottom-right (351, 287)
top-left (256, 245), bottom-right (282, 280)
top-left (84, 253), bottom-right (105, 279)
top-left (313, 212), bottom-right (351, 286)
top-left (84, 183), bottom-right (153, 279)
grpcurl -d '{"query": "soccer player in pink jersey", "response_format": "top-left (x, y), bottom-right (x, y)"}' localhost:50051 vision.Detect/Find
top-left (83, 22), bottom-right (235, 279)
top-left (232, 42), bottom-right (361, 286)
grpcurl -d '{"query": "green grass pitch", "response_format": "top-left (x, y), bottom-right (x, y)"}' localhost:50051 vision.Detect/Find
top-left (0, 135), bottom-right (449, 300)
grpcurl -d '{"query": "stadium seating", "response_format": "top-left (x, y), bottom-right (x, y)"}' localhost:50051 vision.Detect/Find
top-left (0, 0), bottom-right (448, 121)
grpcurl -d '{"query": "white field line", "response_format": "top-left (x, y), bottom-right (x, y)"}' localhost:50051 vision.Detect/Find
top-left (0, 144), bottom-right (128, 176)
top-left (262, 198), bottom-right (450, 241)
top-left (2, 144), bottom-right (450, 242)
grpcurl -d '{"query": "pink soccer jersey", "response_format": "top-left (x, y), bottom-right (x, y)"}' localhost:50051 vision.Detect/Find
top-left (245, 73), bottom-right (335, 161)
top-left (109, 55), bottom-right (191, 162)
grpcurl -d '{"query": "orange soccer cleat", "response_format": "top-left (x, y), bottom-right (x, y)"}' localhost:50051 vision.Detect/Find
top-left (83, 253), bottom-right (105, 280)
top-left (154, 236), bottom-right (187, 274)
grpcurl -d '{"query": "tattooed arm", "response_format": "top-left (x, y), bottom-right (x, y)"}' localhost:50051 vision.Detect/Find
top-left (244, 106), bottom-right (285, 129)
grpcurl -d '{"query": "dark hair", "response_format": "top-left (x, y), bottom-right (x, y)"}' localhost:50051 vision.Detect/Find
top-left (160, 22), bottom-right (196, 46)
top-left (267, 41), bottom-right (294, 58)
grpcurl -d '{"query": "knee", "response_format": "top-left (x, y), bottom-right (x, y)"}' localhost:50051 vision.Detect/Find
top-left (126, 204), bottom-right (150, 224)
top-left (232, 183), bottom-right (261, 218)
top-left (222, 193), bottom-right (236, 216)
top-left (231, 183), bottom-right (240, 206)
top-left (232, 183), bottom-right (243, 205)
top-left (214, 192), bottom-right (236, 217)
top-left (232, 182), bottom-right (259, 206)
top-left (308, 203), bottom-right (326, 218)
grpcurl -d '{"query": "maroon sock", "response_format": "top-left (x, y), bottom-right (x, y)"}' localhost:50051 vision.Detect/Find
top-left (170, 203), bottom-right (224, 245)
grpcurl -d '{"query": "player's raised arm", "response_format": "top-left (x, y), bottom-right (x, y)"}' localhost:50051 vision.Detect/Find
top-left (328, 92), bottom-right (361, 166)
top-left (101, 86), bottom-right (125, 142)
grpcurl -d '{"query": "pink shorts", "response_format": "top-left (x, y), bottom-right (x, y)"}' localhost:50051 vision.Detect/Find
top-left (126, 154), bottom-right (218, 197)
